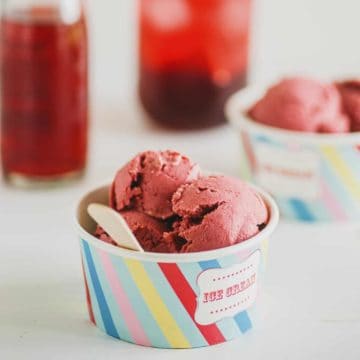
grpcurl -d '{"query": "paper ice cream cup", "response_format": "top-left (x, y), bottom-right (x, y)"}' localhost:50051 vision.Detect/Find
top-left (226, 86), bottom-right (360, 224)
top-left (75, 183), bottom-right (279, 348)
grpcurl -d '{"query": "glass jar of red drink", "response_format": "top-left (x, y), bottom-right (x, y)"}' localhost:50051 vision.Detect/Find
top-left (1, 0), bottom-right (88, 186)
top-left (139, 0), bottom-right (252, 129)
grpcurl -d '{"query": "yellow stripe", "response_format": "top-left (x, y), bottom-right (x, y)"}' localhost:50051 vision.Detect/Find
top-left (124, 259), bottom-right (190, 348)
top-left (321, 146), bottom-right (360, 201)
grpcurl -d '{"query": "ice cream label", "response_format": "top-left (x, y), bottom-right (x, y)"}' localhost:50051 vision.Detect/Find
top-left (253, 142), bottom-right (320, 200)
top-left (195, 250), bottom-right (261, 325)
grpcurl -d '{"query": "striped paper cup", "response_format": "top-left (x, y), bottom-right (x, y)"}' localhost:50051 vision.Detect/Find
top-left (226, 86), bottom-right (360, 224)
top-left (75, 184), bottom-right (279, 348)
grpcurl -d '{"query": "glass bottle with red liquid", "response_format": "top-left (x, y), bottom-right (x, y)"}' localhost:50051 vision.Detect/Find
top-left (1, 0), bottom-right (88, 186)
top-left (139, 0), bottom-right (251, 129)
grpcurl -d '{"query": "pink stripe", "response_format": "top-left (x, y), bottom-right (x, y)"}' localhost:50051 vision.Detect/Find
top-left (320, 178), bottom-right (348, 221)
top-left (99, 250), bottom-right (151, 346)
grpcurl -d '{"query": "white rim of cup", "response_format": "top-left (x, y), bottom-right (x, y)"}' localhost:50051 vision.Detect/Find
top-left (226, 85), bottom-right (360, 145)
top-left (74, 183), bottom-right (279, 263)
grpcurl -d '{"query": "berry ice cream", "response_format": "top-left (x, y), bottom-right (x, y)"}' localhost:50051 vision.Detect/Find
top-left (110, 150), bottom-right (200, 219)
top-left (249, 77), bottom-right (350, 133)
top-left (166, 175), bottom-right (268, 253)
top-left (95, 150), bottom-right (269, 253)
top-left (337, 80), bottom-right (360, 132)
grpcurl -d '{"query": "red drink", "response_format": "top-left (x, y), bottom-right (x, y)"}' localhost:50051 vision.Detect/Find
top-left (139, 0), bottom-right (251, 129)
top-left (0, 7), bottom-right (88, 184)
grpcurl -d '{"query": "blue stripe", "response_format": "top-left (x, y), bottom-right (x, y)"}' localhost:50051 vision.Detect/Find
top-left (234, 312), bottom-right (252, 332)
top-left (288, 198), bottom-right (316, 222)
top-left (276, 197), bottom-right (298, 221)
top-left (216, 252), bottom-right (249, 267)
top-left (90, 247), bottom-right (133, 342)
top-left (179, 262), bottom-right (203, 292)
top-left (83, 241), bottom-right (119, 338)
top-left (110, 254), bottom-right (170, 348)
top-left (81, 241), bottom-right (105, 331)
top-left (198, 260), bottom-right (252, 334)
top-left (255, 135), bottom-right (272, 144)
top-left (198, 260), bottom-right (220, 270)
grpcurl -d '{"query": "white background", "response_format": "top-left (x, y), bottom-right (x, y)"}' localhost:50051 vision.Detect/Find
top-left (1, 0), bottom-right (360, 359)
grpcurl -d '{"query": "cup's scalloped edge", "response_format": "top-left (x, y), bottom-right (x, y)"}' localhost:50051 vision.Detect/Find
top-left (74, 182), bottom-right (279, 263)
top-left (226, 85), bottom-right (360, 145)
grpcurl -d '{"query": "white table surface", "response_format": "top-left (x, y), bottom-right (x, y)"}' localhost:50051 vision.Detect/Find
top-left (2, 0), bottom-right (360, 358)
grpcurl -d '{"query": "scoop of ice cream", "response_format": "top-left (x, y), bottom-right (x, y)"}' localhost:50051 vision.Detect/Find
top-left (122, 210), bottom-right (175, 252)
top-left (337, 80), bottom-right (360, 132)
top-left (110, 150), bottom-right (200, 219)
top-left (165, 175), bottom-right (268, 253)
top-left (94, 210), bottom-right (175, 253)
top-left (249, 77), bottom-right (350, 133)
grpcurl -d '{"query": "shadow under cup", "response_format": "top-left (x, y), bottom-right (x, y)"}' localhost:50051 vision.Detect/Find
top-left (75, 185), bottom-right (279, 348)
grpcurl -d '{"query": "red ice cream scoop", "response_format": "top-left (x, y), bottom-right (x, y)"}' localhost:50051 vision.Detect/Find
top-left (95, 151), bottom-right (268, 253)
top-left (167, 175), bottom-right (268, 253)
top-left (110, 150), bottom-right (200, 219)
top-left (337, 79), bottom-right (360, 132)
top-left (249, 77), bottom-right (350, 133)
